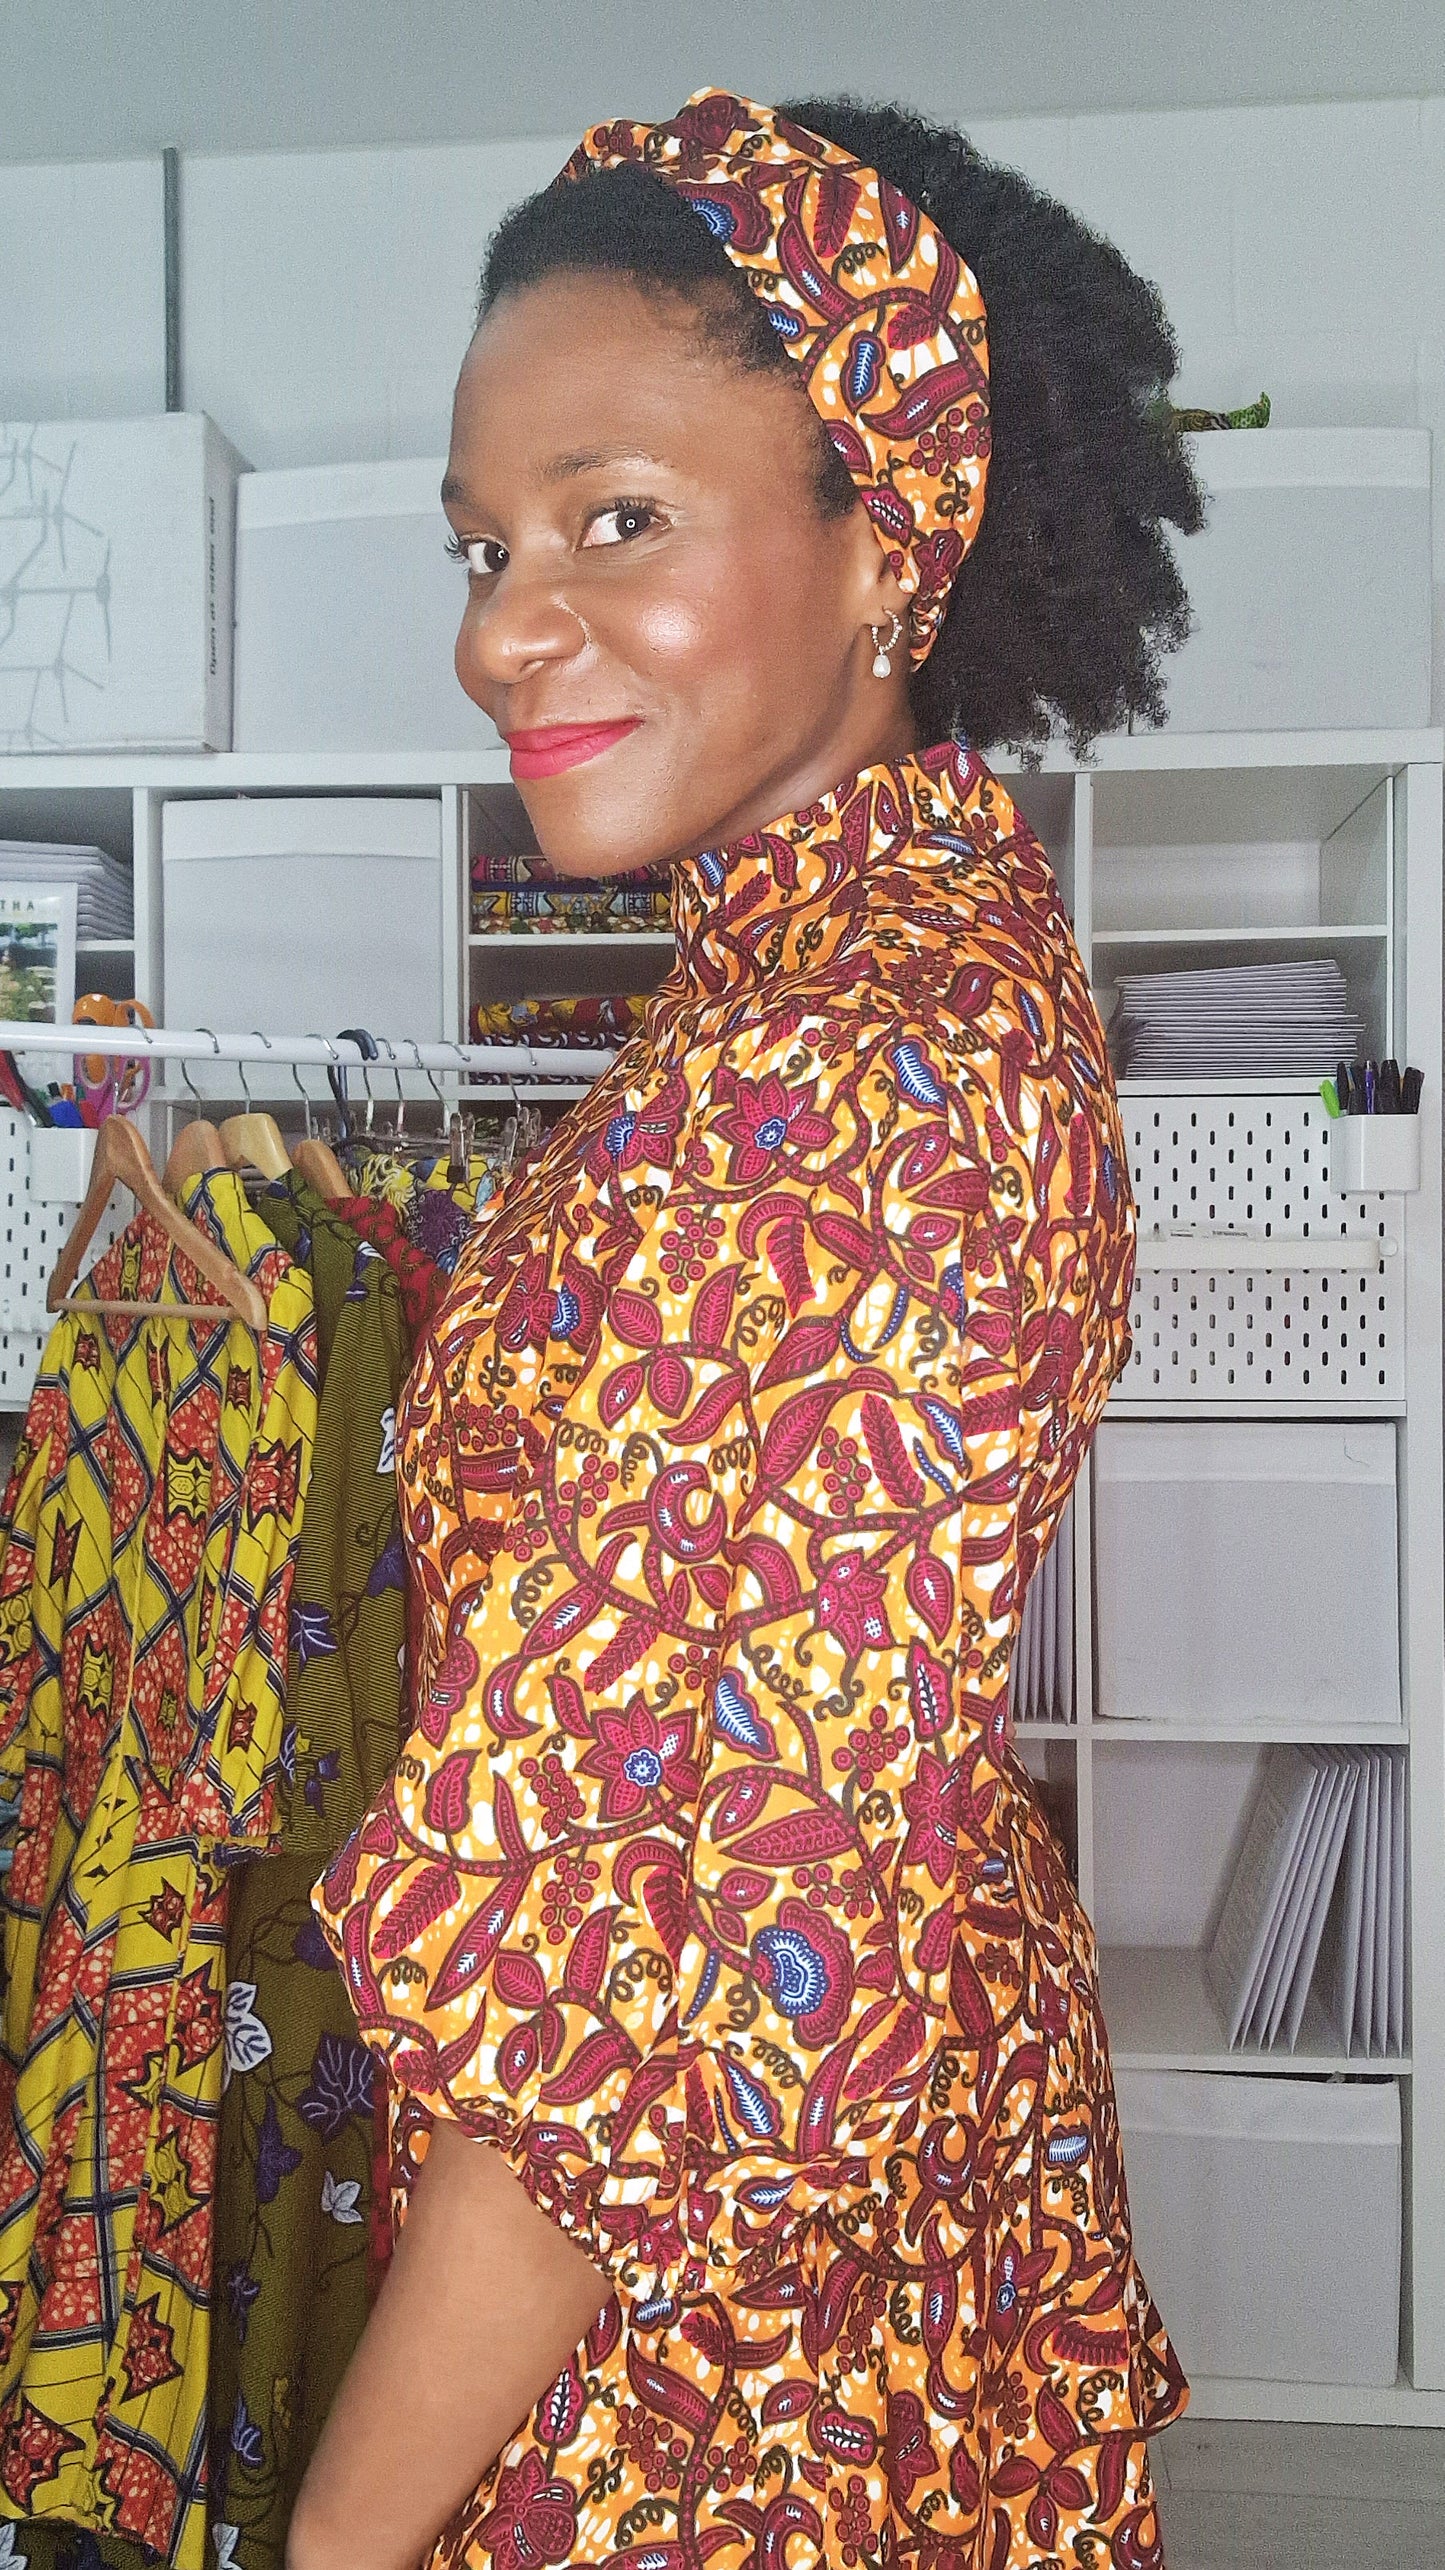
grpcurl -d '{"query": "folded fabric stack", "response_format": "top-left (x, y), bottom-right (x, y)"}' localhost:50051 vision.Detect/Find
top-left (1110, 957), bottom-right (1366, 1079)
top-left (0, 839), bottom-right (134, 939)
top-left (472, 994), bottom-right (644, 1048)
top-left (470, 882), bottom-right (674, 934)
top-left (471, 850), bottom-right (664, 888)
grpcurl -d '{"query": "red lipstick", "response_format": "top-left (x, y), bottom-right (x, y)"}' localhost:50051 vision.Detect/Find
top-left (505, 720), bottom-right (641, 779)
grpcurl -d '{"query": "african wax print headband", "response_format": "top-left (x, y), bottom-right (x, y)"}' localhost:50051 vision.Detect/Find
top-left (560, 89), bottom-right (991, 665)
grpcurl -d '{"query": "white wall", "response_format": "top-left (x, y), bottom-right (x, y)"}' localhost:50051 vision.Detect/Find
top-left (4, 96), bottom-right (1443, 712)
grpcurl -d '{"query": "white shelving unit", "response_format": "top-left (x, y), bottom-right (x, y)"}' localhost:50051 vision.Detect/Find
top-left (2, 723), bottom-right (1442, 2427)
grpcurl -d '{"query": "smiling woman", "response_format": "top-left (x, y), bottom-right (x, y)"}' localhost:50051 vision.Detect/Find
top-left (289, 88), bottom-right (1200, 2570)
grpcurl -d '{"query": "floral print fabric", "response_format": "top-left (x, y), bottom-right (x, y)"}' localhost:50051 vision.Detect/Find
top-left (565, 92), bottom-right (990, 660)
top-left (0, 1179), bottom-right (315, 2569)
top-left (319, 743), bottom-right (1186, 2568)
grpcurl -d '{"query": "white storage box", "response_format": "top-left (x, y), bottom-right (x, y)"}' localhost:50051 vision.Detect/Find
top-left (1115, 2069), bottom-right (1400, 2385)
top-left (1164, 429), bottom-right (1432, 733)
top-left (0, 415), bottom-right (244, 751)
top-left (232, 460), bottom-right (497, 754)
top-left (162, 798), bottom-right (446, 1086)
top-left (1094, 1420), bottom-right (1399, 1727)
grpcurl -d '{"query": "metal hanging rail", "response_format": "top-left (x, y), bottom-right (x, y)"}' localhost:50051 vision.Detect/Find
top-left (0, 1022), bottom-right (617, 1083)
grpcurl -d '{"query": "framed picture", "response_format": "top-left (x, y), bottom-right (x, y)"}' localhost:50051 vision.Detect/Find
top-left (0, 880), bottom-right (77, 1024)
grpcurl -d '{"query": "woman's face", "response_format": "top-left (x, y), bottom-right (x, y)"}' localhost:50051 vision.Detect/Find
top-left (443, 272), bottom-right (914, 878)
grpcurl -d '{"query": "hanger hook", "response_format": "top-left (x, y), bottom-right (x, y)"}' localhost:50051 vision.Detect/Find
top-left (291, 1054), bottom-right (315, 1138)
top-left (410, 1038), bottom-right (445, 1136)
top-left (379, 1034), bottom-right (406, 1139)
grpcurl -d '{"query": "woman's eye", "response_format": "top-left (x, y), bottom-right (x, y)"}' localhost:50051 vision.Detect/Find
top-left (446, 533), bottom-right (508, 576)
top-left (581, 502), bottom-right (659, 549)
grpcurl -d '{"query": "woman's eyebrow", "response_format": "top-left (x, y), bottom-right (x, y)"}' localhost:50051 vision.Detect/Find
top-left (541, 446), bottom-right (665, 484)
top-left (440, 447), bottom-right (668, 516)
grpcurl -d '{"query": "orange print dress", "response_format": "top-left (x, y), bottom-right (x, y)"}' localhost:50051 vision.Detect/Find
top-left (317, 743), bottom-right (1187, 2570)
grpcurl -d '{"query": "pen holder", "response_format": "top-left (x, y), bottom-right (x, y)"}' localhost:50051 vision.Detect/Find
top-left (1329, 1116), bottom-right (1421, 1196)
top-left (27, 1125), bottom-right (97, 1205)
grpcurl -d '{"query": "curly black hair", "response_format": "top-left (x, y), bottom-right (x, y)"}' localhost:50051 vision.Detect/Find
top-left (477, 99), bottom-right (1206, 761)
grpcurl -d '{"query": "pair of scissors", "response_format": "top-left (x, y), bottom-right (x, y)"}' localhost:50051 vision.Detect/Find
top-left (72, 995), bottom-right (155, 1123)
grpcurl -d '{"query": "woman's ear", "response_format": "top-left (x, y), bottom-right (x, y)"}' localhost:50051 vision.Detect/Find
top-left (840, 502), bottom-right (911, 639)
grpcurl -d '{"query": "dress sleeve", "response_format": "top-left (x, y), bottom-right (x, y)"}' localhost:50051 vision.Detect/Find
top-left (317, 987), bottom-right (1134, 2310)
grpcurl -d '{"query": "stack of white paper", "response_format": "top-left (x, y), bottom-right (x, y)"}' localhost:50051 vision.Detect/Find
top-left (1205, 1745), bottom-right (1405, 2053)
top-left (0, 841), bottom-right (133, 939)
top-left (1009, 1500), bottom-right (1074, 1724)
top-left (1111, 957), bottom-right (1365, 1079)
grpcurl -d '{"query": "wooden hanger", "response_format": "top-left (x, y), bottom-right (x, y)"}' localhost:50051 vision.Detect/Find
top-left (164, 1117), bottom-right (229, 1191)
top-left (292, 1136), bottom-right (350, 1201)
top-left (220, 1112), bottom-right (293, 1180)
top-left (48, 1117), bottom-right (268, 1331)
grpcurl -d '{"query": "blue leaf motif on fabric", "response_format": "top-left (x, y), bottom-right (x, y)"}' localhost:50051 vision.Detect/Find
top-left (304, 1750), bottom-right (342, 1816)
top-left (225, 2264), bottom-right (261, 2343)
top-left (279, 1723), bottom-right (298, 1785)
top-left (1046, 2126), bottom-right (1091, 2168)
top-left (230, 2391), bottom-right (266, 2472)
top-left (712, 1669), bottom-right (767, 1751)
top-left (940, 1260), bottom-right (966, 1328)
top-left (1019, 986), bottom-right (1044, 1043)
top-left (292, 1913), bottom-right (335, 1971)
top-left (754, 1925), bottom-right (829, 2019)
top-left (297, 2030), bottom-right (375, 2139)
top-left (367, 1523), bottom-right (406, 1596)
top-left (254, 2093), bottom-right (303, 2206)
top-left (920, 1397), bottom-right (968, 1467)
top-left (289, 1600), bottom-right (338, 1673)
top-left (681, 191), bottom-right (735, 242)
top-left (321, 2171), bottom-right (365, 2225)
top-left (721, 2055), bottom-right (782, 2141)
top-left (605, 1111), bottom-right (636, 1161)
top-left (222, 1979), bottom-right (273, 2087)
top-left (765, 304), bottom-right (803, 340)
top-left (891, 1039), bottom-right (947, 1108)
top-left (551, 1285), bottom-right (581, 1340)
top-left (843, 330), bottom-right (883, 409)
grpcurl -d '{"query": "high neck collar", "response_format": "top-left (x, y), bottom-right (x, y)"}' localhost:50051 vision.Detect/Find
top-left (666, 742), bottom-right (995, 996)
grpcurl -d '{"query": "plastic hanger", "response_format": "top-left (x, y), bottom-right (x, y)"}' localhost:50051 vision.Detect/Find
top-left (48, 1116), bottom-right (268, 1330)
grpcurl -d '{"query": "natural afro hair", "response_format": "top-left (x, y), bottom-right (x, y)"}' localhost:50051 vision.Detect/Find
top-left (476, 100), bottom-right (1206, 761)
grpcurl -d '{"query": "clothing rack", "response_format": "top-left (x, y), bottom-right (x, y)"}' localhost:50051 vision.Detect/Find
top-left (0, 1020), bottom-right (618, 1084)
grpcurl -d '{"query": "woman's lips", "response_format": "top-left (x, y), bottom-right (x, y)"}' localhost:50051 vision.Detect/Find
top-left (505, 719), bottom-right (641, 779)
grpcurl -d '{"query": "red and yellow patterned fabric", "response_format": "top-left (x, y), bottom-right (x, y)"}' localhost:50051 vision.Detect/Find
top-left (318, 744), bottom-right (1185, 2568)
top-left (564, 91), bottom-right (990, 662)
top-left (0, 1176), bottom-right (315, 2568)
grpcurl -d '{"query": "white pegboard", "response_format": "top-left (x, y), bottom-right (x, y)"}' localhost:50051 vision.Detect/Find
top-left (1119, 1092), bottom-right (1402, 1404)
top-left (0, 1107), bottom-right (123, 1412)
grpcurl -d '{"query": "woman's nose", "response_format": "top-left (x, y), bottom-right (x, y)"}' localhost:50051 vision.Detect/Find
top-left (455, 575), bottom-right (587, 700)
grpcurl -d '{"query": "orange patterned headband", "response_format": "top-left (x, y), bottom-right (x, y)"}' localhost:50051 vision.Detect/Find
top-left (560, 89), bottom-right (990, 665)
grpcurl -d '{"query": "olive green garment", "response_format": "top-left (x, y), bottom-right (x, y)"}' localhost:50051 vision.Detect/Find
top-left (259, 1174), bottom-right (410, 1858)
top-left (210, 1177), bottom-right (411, 2570)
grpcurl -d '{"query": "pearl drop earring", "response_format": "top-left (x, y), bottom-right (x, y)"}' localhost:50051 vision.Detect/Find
top-left (871, 611), bottom-right (904, 678)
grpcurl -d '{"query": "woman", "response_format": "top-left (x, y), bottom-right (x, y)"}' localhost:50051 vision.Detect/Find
top-left (293, 91), bottom-right (1202, 2570)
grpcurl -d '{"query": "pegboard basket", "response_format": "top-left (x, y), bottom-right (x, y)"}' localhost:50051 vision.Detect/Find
top-left (1329, 1115), bottom-right (1421, 1197)
top-left (1119, 1090), bottom-right (1404, 1405)
top-left (0, 1108), bottom-right (111, 1407)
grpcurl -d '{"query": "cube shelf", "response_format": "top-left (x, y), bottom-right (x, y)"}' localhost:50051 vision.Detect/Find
top-left (0, 724), bottom-right (1438, 2427)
